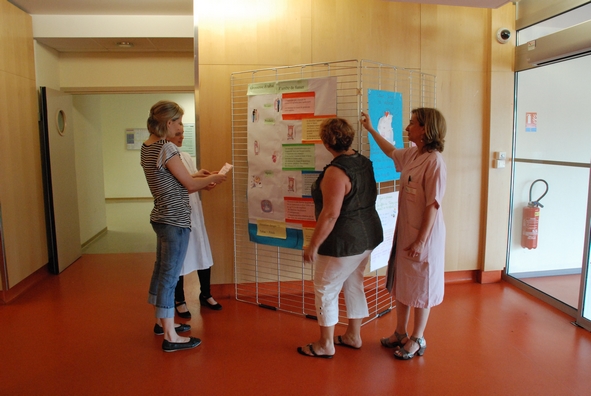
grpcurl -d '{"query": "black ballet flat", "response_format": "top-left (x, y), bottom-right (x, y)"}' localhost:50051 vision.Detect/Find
top-left (175, 301), bottom-right (192, 319)
top-left (199, 295), bottom-right (222, 311)
top-left (153, 323), bottom-right (191, 335)
top-left (162, 337), bottom-right (202, 352)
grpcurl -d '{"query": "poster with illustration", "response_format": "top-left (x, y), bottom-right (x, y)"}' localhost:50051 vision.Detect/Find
top-left (246, 77), bottom-right (337, 249)
top-left (367, 89), bottom-right (403, 182)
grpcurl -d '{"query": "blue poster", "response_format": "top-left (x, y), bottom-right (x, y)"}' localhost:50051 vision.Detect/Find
top-left (367, 90), bottom-right (403, 182)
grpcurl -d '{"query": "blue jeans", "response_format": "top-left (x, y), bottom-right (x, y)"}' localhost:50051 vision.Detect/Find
top-left (148, 222), bottom-right (190, 318)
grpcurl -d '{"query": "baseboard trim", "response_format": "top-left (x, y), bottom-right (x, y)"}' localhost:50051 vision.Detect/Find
top-left (445, 270), bottom-right (478, 284)
top-left (0, 264), bottom-right (51, 304)
top-left (444, 270), bottom-right (502, 285)
top-left (81, 227), bottom-right (108, 249)
top-left (211, 283), bottom-right (236, 298)
top-left (477, 270), bottom-right (503, 284)
top-left (105, 197), bottom-right (153, 203)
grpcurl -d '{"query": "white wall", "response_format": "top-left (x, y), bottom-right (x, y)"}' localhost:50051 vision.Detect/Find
top-left (34, 39), bottom-right (195, 244)
top-left (32, 15), bottom-right (193, 38)
top-left (509, 54), bottom-right (591, 275)
top-left (34, 42), bottom-right (60, 90)
top-left (99, 93), bottom-right (195, 198)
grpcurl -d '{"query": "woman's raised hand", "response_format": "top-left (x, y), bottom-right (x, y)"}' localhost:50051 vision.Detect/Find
top-left (360, 111), bottom-right (373, 132)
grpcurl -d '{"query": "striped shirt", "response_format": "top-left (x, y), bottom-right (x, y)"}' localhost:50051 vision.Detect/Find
top-left (140, 139), bottom-right (190, 228)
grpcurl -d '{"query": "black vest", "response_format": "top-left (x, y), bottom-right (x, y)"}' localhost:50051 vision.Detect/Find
top-left (311, 151), bottom-right (384, 257)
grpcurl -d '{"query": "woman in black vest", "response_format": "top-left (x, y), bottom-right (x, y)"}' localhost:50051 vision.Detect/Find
top-left (298, 118), bottom-right (383, 358)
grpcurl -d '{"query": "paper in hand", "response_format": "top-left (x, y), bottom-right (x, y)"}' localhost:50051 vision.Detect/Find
top-left (219, 162), bottom-right (233, 175)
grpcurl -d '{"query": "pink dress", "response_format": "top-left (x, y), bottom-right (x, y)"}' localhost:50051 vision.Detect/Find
top-left (386, 147), bottom-right (446, 308)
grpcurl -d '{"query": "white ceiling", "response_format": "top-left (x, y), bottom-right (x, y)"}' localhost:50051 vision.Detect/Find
top-left (8, 0), bottom-right (514, 53)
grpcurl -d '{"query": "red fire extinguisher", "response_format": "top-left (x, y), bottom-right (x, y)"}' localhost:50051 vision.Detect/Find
top-left (521, 179), bottom-right (548, 249)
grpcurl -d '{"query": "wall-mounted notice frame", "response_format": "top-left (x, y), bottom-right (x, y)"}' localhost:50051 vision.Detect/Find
top-left (126, 128), bottom-right (149, 150)
top-left (125, 123), bottom-right (195, 155)
top-left (181, 123), bottom-right (196, 157)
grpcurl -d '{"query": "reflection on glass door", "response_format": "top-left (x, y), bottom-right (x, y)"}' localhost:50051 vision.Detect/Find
top-left (506, 55), bottom-right (591, 315)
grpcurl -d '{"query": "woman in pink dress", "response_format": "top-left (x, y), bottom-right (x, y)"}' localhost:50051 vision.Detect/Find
top-left (361, 108), bottom-right (447, 360)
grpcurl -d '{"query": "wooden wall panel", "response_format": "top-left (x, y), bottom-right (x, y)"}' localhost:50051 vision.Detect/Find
top-left (0, 0), bottom-right (35, 80)
top-left (198, 65), bottom-right (236, 285)
top-left (0, 0), bottom-right (48, 290)
top-left (197, 0), bottom-right (312, 67)
top-left (420, 5), bottom-right (489, 72)
top-left (311, 0), bottom-right (420, 68)
top-left (254, 0), bottom-right (312, 66)
top-left (432, 69), bottom-right (487, 272)
top-left (193, 0), bottom-right (516, 282)
top-left (419, 5), bottom-right (489, 272)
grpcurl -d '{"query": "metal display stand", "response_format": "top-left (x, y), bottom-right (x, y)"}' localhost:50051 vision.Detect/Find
top-left (230, 59), bottom-right (436, 325)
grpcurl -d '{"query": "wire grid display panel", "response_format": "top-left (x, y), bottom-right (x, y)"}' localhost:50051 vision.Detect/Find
top-left (359, 60), bottom-right (437, 192)
top-left (231, 60), bottom-right (436, 325)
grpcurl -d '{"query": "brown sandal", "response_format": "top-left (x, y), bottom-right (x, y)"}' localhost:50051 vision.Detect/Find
top-left (380, 331), bottom-right (408, 348)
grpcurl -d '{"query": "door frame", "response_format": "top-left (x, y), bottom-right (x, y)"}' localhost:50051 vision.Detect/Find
top-left (576, 169), bottom-right (591, 331)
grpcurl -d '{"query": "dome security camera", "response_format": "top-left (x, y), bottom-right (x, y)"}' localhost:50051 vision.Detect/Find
top-left (496, 28), bottom-right (511, 44)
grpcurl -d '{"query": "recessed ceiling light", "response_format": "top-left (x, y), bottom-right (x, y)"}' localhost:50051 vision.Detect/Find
top-left (116, 41), bottom-right (134, 48)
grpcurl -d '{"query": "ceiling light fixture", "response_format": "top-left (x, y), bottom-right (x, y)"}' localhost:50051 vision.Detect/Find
top-left (116, 41), bottom-right (134, 48)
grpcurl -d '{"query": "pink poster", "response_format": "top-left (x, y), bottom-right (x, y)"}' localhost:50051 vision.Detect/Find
top-left (526, 112), bottom-right (537, 132)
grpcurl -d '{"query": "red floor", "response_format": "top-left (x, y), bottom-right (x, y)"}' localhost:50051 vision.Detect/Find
top-left (2, 253), bottom-right (591, 395)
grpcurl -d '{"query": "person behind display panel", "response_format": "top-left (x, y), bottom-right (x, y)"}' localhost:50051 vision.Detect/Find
top-left (166, 126), bottom-right (222, 319)
top-left (141, 100), bottom-right (226, 352)
top-left (297, 117), bottom-right (383, 359)
top-left (361, 107), bottom-right (447, 360)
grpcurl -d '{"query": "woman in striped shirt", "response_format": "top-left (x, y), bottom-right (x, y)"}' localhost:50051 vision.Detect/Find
top-left (141, 100), bottom-right (226, 352)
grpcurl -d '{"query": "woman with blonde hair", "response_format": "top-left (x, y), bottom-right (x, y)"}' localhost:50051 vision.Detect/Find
top-left (141, 100), bottom-right (226, 352)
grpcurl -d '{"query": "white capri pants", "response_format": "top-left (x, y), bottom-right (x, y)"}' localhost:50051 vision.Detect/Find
top-left (314, 250), bottom-right (372, 327)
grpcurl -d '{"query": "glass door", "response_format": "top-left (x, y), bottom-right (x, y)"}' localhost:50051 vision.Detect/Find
top-left (505, 54), bottom-right (591, 317)
top-left (577, 172), bottom-right (591, 331)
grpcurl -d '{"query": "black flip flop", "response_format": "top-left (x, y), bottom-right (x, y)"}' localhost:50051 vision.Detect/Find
top-left (297, 344), bottom-right (333, 359)
top-left (334, 335), bottom-right (361, 349)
